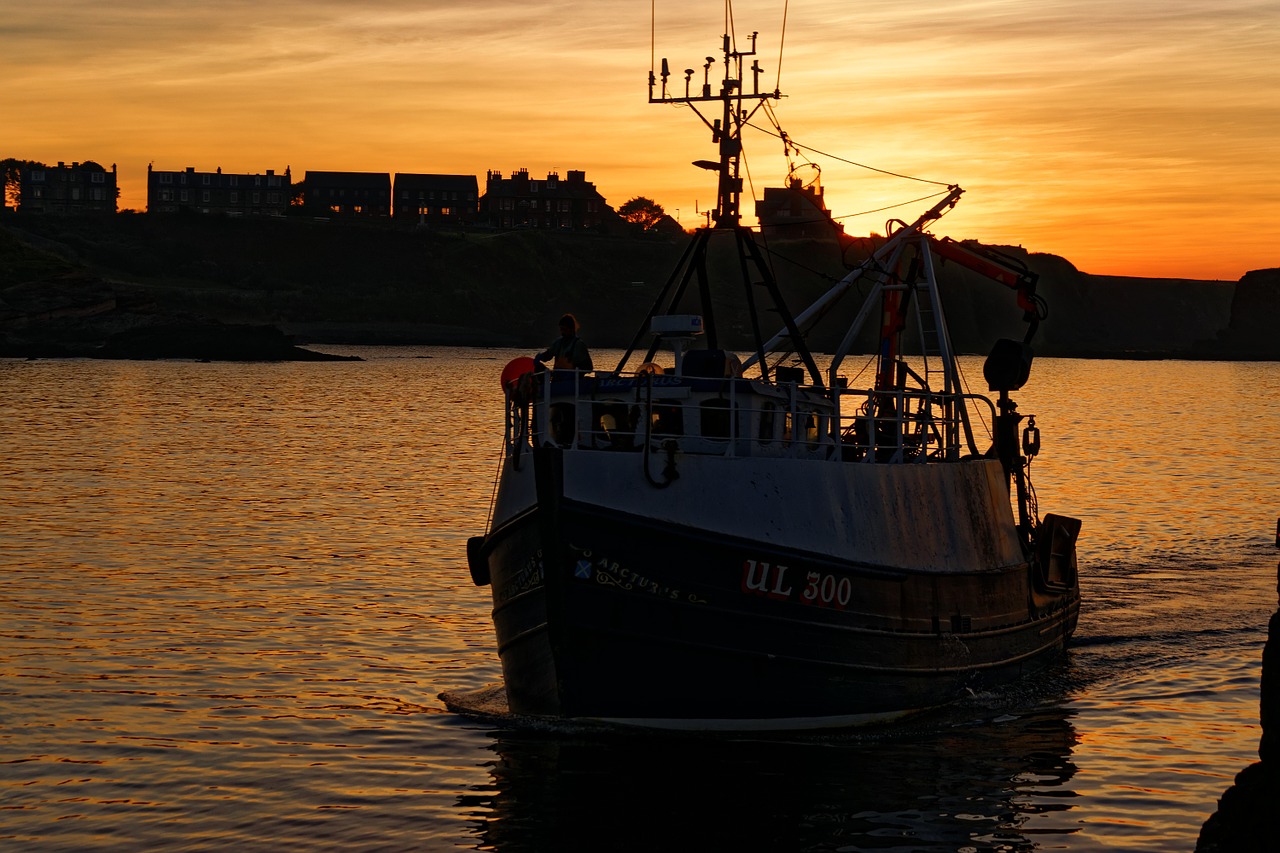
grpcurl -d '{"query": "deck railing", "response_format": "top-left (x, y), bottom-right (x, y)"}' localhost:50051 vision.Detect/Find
top-left (508, 368), bottom-right (995, 463)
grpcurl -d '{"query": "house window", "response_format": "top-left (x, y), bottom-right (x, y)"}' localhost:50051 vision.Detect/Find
top-left (268, 175), bottom-right (280, 187)
top-left (267, 192), bottom-right (278, 204)
top-left (91, 188), bottom-right (104, 200)
top-left (202, 175), bottom-right (211, 185)
top-left (32, 187), bottom-right (44, 198)
top-left (160, 189), bottom-right (173, 202)
top-left (202, 190), bottom-right (210, 202)
top-left (230, 176), bottom-right (238, 187)
top-left (160, 173), bottom-right (173, 184)
top-left (71, 187), bottom-right (81, 200)
top-left (31, 170), bottom-right (45, 182)
top-left (254, 176), bottom-right (262, 187)
top-left (91, 172), bottom-right (104, 184)
top-left (180, 190), bottom-right (188, 202)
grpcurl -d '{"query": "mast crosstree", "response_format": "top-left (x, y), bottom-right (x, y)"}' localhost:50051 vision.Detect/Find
top-left (623, 27), bottom-right (822, 385)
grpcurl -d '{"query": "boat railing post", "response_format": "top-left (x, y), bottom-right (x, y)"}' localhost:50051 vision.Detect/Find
top-left (538, 369), bottom-right (552, 445)
top-left (503, 389), bottom-right (513, 449)
top-left (728, 378), bottom-right (737, 458)
top-left (830, 368), bottom-right (843, 457)
top-left (864, 391), bottom-right (875, 462)
top-left (895, 364), bottom-right (907, 462)
top-left (565, 371), bottom-right (576, 450)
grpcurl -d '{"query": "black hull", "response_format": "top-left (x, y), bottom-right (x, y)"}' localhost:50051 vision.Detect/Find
top-left (481, 469), bottom-right (1079, 728)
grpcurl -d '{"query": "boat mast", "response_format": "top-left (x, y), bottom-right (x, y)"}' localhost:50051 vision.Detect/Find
top-left (618, 24), bottom-right (822, 385)
top-left (649, 27), bottom-right (773, 228)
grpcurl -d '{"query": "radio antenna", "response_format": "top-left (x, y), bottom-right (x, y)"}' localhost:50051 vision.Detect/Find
top-left (649, 19), bottom-right (778, 227)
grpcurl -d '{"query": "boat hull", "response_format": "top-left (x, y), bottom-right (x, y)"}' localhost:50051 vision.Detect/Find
top-left (479, 448), bottom-right (1079, 728)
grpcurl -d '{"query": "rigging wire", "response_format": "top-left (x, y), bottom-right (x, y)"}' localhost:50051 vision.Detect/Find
top-left (746, 118), bottom-right (952, 187)
top-left (741, 145), bottom-right (786, 290)
top-left (650, 1), bottom-right (655, 82)
top-left (954, 358), bottom-right (993, 443)
top-left (745, 103), bottom-right (958, 226)
top-left (777, 0), bottom-right (788, 92)
top-left (832, 190), bottom-right (958, 223)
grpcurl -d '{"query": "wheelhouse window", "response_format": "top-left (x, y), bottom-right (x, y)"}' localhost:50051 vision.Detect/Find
top-left (758, 402), bottom-right (778, 444)
top-left (804, 411), bottom-right (822, 447)
top-left (592, 401), bottom-right (635, 450)
top-left (650, 401), bottom-right (684, 437)
top-left (699, 399), bottom-right (732, 439)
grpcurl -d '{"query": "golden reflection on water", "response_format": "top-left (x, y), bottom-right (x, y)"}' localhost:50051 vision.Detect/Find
top-left (1, 350), bottom-right (1275, 851)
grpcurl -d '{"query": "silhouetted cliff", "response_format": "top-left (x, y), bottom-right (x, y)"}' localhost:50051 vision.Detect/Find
top-left (1208, 267), bottom-right (1280, 360)
top-left (0, 214), bottom-right (685, 357)
top-left (0, 213), bottom-right (1273, 359)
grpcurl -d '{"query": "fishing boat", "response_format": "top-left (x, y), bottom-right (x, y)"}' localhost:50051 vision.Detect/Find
top-left (457, 22), bottom-right (1081, 731)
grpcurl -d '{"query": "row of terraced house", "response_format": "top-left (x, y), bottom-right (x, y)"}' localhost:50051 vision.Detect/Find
top-left (11, 161), bottom-right (617, 232)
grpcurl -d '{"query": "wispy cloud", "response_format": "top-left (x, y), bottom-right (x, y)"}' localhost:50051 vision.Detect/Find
top-left (3, 0), bottom-right (1277, 277)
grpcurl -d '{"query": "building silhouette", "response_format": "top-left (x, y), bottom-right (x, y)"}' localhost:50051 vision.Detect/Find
top-left (393, 174), bottom-right (479, 225)
top-left (304, 171), bottom-right (391, 217)
top-left (479, 169), bottom-right (609, 231)
top-left (755, 176), bottom-right (843, 240)
top-left (19, 161), bottom-right (118, 215)
top-left (147, 165), bottom-right (291, 216)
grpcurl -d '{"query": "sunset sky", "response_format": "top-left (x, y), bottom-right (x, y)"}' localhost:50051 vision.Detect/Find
top-left (4, 0), bottom-right (1277, 279)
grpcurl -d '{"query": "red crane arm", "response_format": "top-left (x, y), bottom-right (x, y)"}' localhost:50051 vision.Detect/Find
top-left (930, 236), bottom-right (1039, 315)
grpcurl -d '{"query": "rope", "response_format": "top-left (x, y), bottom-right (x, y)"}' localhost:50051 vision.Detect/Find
top-left (745, 119), bottom-right (952, 187)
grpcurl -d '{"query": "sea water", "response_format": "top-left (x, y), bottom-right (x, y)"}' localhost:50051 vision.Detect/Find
top-left (1, 349), bottom-right (1276, 851)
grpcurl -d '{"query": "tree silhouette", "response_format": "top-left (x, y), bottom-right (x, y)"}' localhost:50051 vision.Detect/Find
top-left (618, 196), bottom-right (666, 230)
top-left (1, 158), bottom-right (46, 209)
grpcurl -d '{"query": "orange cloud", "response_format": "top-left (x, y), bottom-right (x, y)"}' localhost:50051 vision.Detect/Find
top-left (4, 0), bottom-right (1276, 279)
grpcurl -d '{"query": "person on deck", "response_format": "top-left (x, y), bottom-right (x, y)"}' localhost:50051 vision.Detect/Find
top-left (535, 313), bottom-right (593, 371)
